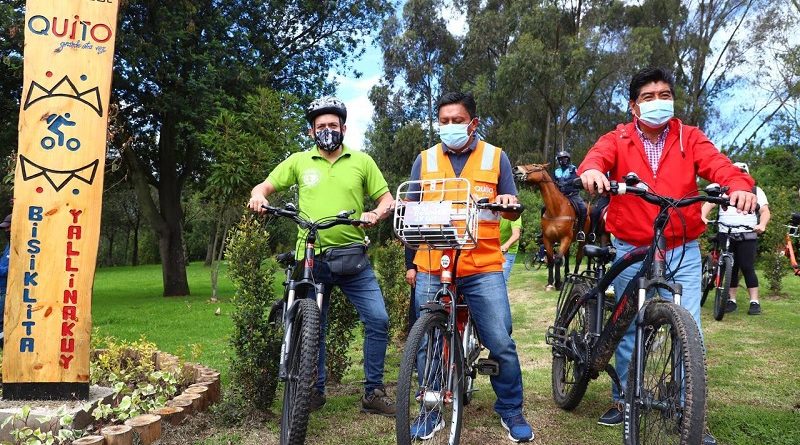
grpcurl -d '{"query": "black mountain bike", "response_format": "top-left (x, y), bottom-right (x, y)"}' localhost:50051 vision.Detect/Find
top-left (524, 236), bottom-right (549, 271)
top-left (264, 203), bottom-right (366, 445)
top-left (700, 220), bottom-right (754, 321)
top-left (545, 173), bottom-right (736, 445)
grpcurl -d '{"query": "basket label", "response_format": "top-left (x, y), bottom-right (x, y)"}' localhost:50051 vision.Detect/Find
top-left (404, 201), bottom-right (452, 225)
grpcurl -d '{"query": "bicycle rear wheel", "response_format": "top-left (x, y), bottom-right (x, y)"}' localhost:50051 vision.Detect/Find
top-left (713, 256), bottom-right (733, 321)
top-left (699, 255), bottom-right (714, 307)
top-left (461, 318), bottom-right (479, 406)
top-left (550, 283), bottom-right (593, 410)
top-left (396, 311), bottom-right (464, 445)
top-left (280, 299), bottom-right (320, 445)
top-left (624, 302), bottom-right (706, 445)
top-left (524, 253), bottom-right (534, 271)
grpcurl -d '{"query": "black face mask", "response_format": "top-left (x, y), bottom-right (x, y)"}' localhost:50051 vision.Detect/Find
top-left (314, 128), bottom-right (344, 152)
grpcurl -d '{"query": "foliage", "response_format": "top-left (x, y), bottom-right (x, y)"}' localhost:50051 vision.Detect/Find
top-left (90, 336), bottom-right (186, 424)
top-left (515, 188), bottom-right (544, 253)
top-left (1, 406), bottom-right (83, 445)
top-left (758, 185), bottom-right (794, 296)
top-left (224, 214), bottom-right (281, 411)
top-left (325, 287), bottom-right (360, 384)
top-left (371, 241), bottom-right (410, 341)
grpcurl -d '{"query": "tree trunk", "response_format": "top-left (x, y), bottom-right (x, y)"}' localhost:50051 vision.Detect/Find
top-left (204, 225), bottom-right (216, 266)
top-left (122, 114), bottom-right (190, 295)
top-left (106, 230), bottom-right (115, 266)
top-left (131, 221), bottom-right (139, 266)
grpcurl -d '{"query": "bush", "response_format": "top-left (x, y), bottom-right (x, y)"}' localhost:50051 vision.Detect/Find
top-left (372, 241), bottom-right (411, 341)
top-left (325, 287), bottom-right (359, 384)
top-left (225, 214), bottom-right (281, 411)
top-left (759, 185), bottom-right (794, 296)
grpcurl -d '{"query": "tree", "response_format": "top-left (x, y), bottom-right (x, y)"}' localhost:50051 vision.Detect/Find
top-left (114, 0), bottom-right (390, 296)
top-left (379, 0), bottom-right (458, 148)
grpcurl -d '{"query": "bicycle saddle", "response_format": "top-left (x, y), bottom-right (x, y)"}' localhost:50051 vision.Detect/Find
top-left (276, 251), bottom-right (296, 267)
top-left (583, 244), bottom-right (615, 262)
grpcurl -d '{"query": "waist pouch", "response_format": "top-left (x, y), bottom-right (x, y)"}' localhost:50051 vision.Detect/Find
top-left (321, 244), bottom-right (369, 275)
top-left (728, 232), bottom-right (758, 242)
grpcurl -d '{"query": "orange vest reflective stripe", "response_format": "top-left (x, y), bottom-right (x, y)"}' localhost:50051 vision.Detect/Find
top-left (414, 141), bottom-right (504, 277)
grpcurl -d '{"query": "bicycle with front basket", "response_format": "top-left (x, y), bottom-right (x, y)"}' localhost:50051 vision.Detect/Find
top-left (263, 203), bottom-right (367, 445)
top-left (546, 173), bottom-right (740, 444)
top-left (392, 177), bottom-right (523, 445)
top-left (700, 217), bottom-right (754, 321)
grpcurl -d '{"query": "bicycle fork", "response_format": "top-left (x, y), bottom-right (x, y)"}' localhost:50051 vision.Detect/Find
top-left (278, 284), bottom-right (325, 381)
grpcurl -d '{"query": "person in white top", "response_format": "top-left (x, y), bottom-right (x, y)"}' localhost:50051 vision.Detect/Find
top-left (701, 162), bottom-right (771, 315)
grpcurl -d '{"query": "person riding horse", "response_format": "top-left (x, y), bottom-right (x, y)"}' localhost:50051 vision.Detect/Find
top-left (553, 151), bottom-right (588, 240)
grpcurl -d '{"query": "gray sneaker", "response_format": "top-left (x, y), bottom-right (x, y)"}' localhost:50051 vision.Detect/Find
top-left (309, 388), bottom-right (326, 412)
top-left (361, 387), bottom-right (396, 417)
top-left (748, 301), bottom-right (761, 315)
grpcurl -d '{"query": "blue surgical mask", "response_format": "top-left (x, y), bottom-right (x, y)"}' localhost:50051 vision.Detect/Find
top-left (439, 123), bottom-right (471, 151)
top-left (637, 99), bottom-right (674, 127)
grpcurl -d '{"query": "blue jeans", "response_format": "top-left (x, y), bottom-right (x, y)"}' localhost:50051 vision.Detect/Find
top-left (502, 253), bottom-right (517, 283)
top-left (610, 238), bottom-right (703, 401)
top-left (414, 271), bottom-right (524, 418)
top-left (309, 261), bottom-right (389, 395)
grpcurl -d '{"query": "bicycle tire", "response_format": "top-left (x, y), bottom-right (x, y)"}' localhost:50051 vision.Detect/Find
top-left (461, 319), bottom-right (479, 406)
top-left (623, 302), bottom-right (706, 445)
top-left (280, 299), bottom-right (320, 445)
top-left (396, 311), bottom-right (464, 445)
top-left (699, 255), bottom-right (714, 307)
top-left (524, 253), bottom-right (534, 271)
top-left (713, 256), bottom-right (733, 321)
top-left (551, 282), bottom-right (593, 410)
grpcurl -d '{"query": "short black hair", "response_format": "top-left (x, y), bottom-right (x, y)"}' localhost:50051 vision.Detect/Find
top-left (629, 67), bottom-right (675, 102)
top-left (436, 92), bottom-right (477, 119)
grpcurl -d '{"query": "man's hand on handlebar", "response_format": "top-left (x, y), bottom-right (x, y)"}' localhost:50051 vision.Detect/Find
top-left (248, 194), bottom-right (269, 214)
top-left (495, 194), bottom-right (519, 207)
top-left (580, 169), bottom-right (610, 195)
top-left (729, 190), bottom-right (758, 214)
top-left (359, 210), bottom-right (380, 227)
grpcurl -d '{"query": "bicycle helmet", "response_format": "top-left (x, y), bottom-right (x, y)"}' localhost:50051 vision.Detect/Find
top-left (556, 150), bottom-right (570, 160)
top-left (306, 96), bottom-right (347, 125)
top-left (733, 162), bottom-right (749, 174)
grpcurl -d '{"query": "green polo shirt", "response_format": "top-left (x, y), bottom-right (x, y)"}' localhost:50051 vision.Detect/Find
top-left (500, 216), bottom-right (523, 254)
top-left (266, 145), bottom-right (389, 254)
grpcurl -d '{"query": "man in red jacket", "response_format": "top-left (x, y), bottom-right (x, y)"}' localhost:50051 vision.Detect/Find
top-left (579, 67), bottom-right (756, 445)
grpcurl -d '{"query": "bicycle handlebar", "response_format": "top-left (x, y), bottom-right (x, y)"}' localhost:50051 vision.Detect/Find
top-left (475, 198), bottom-right (524, 213)
top-left (262, 204), bottom-right (367, 229)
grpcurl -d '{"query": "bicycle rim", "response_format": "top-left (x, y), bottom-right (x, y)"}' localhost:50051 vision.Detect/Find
top-left (396, 312), bottom-right (464, 445)
top-left (700, 255), bottom-right (713, 307)
top-left (280, 299), bottom-right (320, 445)
top-left (624, 303), bottom-right (706, 445)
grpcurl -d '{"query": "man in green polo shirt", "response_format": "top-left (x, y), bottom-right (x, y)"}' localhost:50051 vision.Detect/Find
top-left (248, 96), bottom-right (395, 417)
top-left (500, 215), bottom-right (523, 283)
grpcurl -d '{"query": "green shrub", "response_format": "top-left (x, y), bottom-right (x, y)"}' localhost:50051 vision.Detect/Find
top-left (759, 185), bottom-right (793, 296)
top-left (225, 214), bottom-right (281, 411)
top-left (325, 287), bottom-right (359, 384)
top-left (372, 241), bottom-right (410, 341)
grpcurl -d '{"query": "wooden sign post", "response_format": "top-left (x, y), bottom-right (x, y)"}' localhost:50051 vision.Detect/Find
top-left (2, 0), bottom-right (120, 399)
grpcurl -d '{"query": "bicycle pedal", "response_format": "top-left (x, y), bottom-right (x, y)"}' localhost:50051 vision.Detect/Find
top-left (476, 358), bottom-right (500, 376)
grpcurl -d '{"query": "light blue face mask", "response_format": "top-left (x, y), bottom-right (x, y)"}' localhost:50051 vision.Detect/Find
top-left (637, 99), bottom-right (674, 127)
top-left (439, 123), bottom-right (472, 151)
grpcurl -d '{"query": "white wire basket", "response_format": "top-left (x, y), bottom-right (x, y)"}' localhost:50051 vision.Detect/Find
top-left (393, 178), bottom-right (479, 251)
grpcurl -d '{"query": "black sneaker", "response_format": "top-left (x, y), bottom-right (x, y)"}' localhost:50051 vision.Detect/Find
top-left (309, 388), bottom-right (326, 412)
top-left (361, 387), bottom-right (396, 417)
top-left (748, 301), bottom-right (761, 315)
top-left (597, 402), bottom-right (623, 426)
top-left (724, 300), bottom-right (737, 313)
top-left (703, 431), bottom-right (718, 445)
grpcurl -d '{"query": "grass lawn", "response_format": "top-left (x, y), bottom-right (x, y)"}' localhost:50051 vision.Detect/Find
top-left (92, 261), bottom-right (800, 444)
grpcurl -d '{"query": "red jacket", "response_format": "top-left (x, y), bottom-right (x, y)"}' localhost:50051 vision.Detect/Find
top-left (578, 118), bottom-right (754, 248)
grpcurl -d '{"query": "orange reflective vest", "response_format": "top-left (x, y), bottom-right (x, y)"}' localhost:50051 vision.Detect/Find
top-left (414, 141), bottom-right (504, 277)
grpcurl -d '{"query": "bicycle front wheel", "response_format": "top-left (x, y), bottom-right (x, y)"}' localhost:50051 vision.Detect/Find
top-left (699, 255), bottom-right (714, 307)
top-left (713, 256), bottom-right (733, 321)
top-left (551, 282), bottom-right (593, 410)
top-left (624, 302), bottom-right (706, 445)
top-left (396, 311), bottom-right (464, 445)
top-left (280, 299), bottom-right (320, 445)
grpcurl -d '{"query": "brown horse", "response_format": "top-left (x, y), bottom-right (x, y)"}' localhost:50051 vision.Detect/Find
top-left (515, 163), bottom-right (590, 290)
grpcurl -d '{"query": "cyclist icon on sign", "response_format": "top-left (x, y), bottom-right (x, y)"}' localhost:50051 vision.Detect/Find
top-left (41, 113), bottom-right (81, 151)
